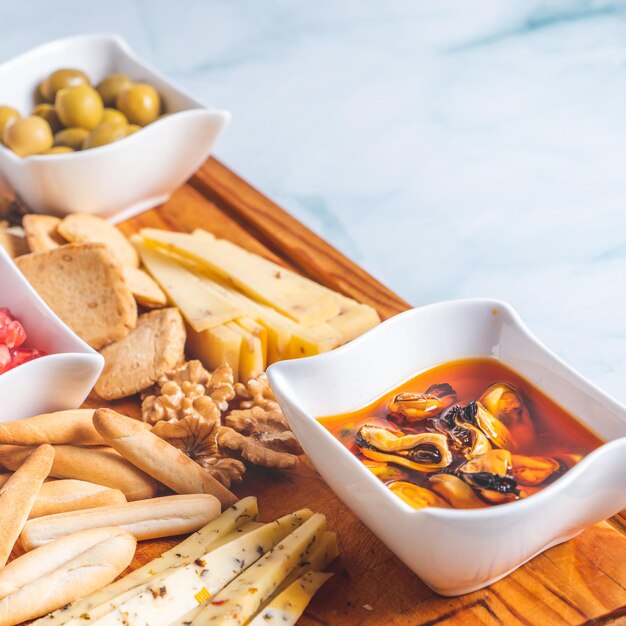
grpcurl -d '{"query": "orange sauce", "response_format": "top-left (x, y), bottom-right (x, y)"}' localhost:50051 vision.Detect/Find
top-left (318, 358), bottom-right (603, 508)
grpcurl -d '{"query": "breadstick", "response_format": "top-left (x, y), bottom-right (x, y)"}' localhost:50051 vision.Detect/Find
top-left (0, 444), bottom-right (156, 501)
top-left (20, 494), bottom-right (221, 550)
top-left (0, 444), bottom-right (54, 567)
top-left (0, 409), bottom-right (103, 446)
top-left (93, 408), bottom-right (237, 508)
top-left (0, 475), bottom-right (127, 518)
top-left (0, 527), bottom-right (135, 625)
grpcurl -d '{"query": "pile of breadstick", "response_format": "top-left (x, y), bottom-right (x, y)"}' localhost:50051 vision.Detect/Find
top-left (0, 407), bottom-right (236, 625)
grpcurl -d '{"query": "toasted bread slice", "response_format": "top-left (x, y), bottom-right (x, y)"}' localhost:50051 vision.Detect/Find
top-left (22, 215), bottom-right (66, 253)
top-left (15, 243), bottom-right (137, 349)
top-left (58, 214), bottom-right (139, 267)
top-left (122, 266), bottom-right (167, 308)
top-left (95, 308), bottom-right (186, 400)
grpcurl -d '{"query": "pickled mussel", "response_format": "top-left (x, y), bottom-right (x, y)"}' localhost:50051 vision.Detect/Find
top-left (388, 481), bottom-right (449, 510)
top-left (459, 449), bottom-right (519, 503)
top-left (511, 454), bottom-right (561, 486)
top-left (432, 405), bottom-right (491, 459)
top-left (428, 474), bottom-right (487, 509)
top-left (479, 383), bottom-right (536, 449)
top-left (388, 383), bottom-right (456, 423)
top-left (362, 460), bottom-right (408, 482)
top-left (355, 425), bottom-right (452, 471)
top-left (463, 401), bottom-right (516, 450)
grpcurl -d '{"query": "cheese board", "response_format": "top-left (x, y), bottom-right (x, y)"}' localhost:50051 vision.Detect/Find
top-left (3, 157), bottom-right (625, 625)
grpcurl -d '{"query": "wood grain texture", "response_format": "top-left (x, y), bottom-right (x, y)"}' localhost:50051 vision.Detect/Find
top-left (55, 158), bottom-right (626, 624)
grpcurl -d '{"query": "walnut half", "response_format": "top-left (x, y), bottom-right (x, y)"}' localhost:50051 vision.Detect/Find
top-left (218, 427), bottom-right (299, 469)
top-left (151, 414), bottom-right (245, 488)
top-left (141, 360), bottom-right (235, 424)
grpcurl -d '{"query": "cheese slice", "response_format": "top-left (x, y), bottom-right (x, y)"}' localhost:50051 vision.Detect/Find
top-left (248, 571), bottom-right (333, 626)
top-left (66, 522), bottom-right (263, 626)
top-left (253, 529), bottom-right (338, 621)
top-left (235, 317), bottom-right (268, 364)
top-left (192, 513), bottom-right (327, 625)
top-left (226, 321), bottom-right (265, 383)
top-left (136, 242), bottom-right (244, 332)
top-left (193, 276), bottom-right (292, 364)
top-left (91, 510), bottom-right (313, 626)
top-left (169, 530), bottom-right (337, 626)
top-left (36, 497), bottom-right (259, 626)
top-left (140, 228), bottom-right (340, 326)
top-left (327, 304), bottom-right (381, 343)
top-left (186, 323), bottom-right (242, 381)
top-left (193, 273), bottom-right (342, 363)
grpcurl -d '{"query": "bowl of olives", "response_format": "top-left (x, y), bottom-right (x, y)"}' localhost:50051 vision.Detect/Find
top-left (0, 34), bottom-right (230, 220)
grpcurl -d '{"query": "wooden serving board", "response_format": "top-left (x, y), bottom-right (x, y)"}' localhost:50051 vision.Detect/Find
top-left (90, 158), bottom-right (626, 626)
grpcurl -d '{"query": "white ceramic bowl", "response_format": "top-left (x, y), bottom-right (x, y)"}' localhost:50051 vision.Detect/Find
top-left (0, 247), bottom-right (103, 421)
top-left (267, 299), bottom-right (626, 596)
top-left (0, 34), bottom-right (230, 221)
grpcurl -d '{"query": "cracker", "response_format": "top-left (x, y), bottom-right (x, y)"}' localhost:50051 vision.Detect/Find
top-left (15, 243), bottom-right (137, 349)
top-left (22, 215), bottom-right (67, 253)
top-left (122, 266), bottom-right (167, 308)
top-left (95, 308), bottom-right (186, 400)
top-left (0, 222), bottom-right (29, 258)
top-left (58, 214), bottom-right (139, 267)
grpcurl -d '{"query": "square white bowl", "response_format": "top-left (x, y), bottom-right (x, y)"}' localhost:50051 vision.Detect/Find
top-left (0, 34), bottom-right (230, 221)
top-left (0, 247), bottom-right (104, 421)
top-left (267, 299), bottom-right (626, 596)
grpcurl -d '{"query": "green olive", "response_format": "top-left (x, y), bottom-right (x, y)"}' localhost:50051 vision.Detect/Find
top-left (55, 84), bottom-right (103, 130)
top-left (41, 68), bottom-right (90, 102)
top-left (2, 116), bottom-right (53, 157)
top-left (82, 120), bottom-right (128, 150)
top-left (0, 106), bottom-right (20, 138)
top-left (54, 127), bottom-right (89, 150)
top-left (44, 146), bottom-right (74, 154)
top-left (125, 124), bottom-right (141, 136)
top-left (116, 83), bottom-right (160, 126)
top-left (96, 74), bottom-right (132, 107)
top-left (34, 80), bottom-right (49, 104)
top-left (100, 108), bottom-right (128, 126)
top-left (32, 103), bottom-right (62, 134)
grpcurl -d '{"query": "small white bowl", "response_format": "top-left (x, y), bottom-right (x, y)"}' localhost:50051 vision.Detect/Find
top-left (267, 299), bottom-right (626, 596)
top-left (0, 247), bottom-right (103, 421)
top-left (0, 34), bottom-right (230, 221)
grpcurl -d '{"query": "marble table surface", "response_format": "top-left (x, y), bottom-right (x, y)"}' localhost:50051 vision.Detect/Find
top-left (1, 0), bottom-right (625, 403)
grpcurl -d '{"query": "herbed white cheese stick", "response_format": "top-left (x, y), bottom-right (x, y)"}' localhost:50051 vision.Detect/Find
top-left (90, 509), bottom-right (313, 626)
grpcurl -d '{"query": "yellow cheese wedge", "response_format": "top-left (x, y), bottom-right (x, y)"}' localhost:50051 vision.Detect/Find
top-left (226, 321), bottom-right (265, 383)
top-left (248, 571), bottom-right (333, 626)
top-left (235, 317), bottom-right (268, 364)
top-left (193, 513), bottom-right (327, 625)
top-left (186, 323), bottom-right (242, 381)
top-left (136, 242), bottom-right (244, 331)
top-left (35, 497), bottom-right (259, 626)
top-left (212, 281), bottom-right (342, 362)
top-left (193, 276), bottom-right (292, 364)
top-left (91, 510), bottom-right (313, 626)
top-left (140, 228), bottom-right (340, 326)
top-left (327, 303), bottom-right (381, 343)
